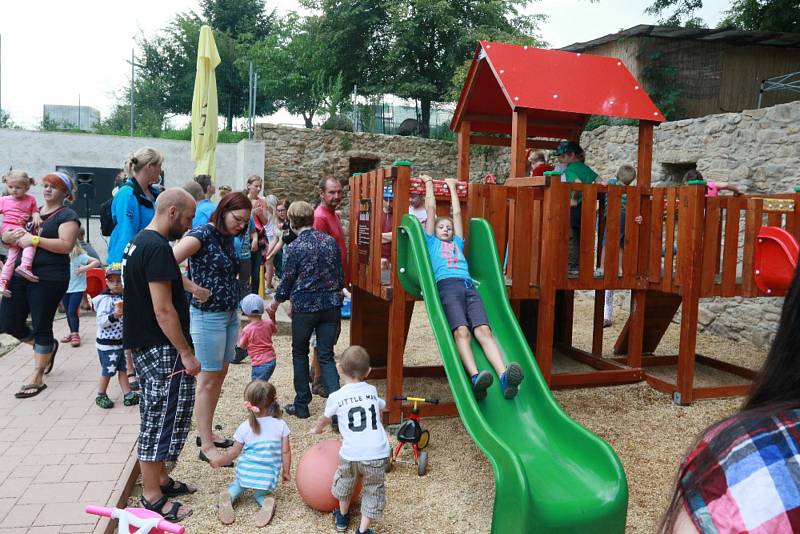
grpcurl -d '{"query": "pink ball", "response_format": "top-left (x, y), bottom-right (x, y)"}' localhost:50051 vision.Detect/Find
top-left (296, 439), bottom-right (361, 512)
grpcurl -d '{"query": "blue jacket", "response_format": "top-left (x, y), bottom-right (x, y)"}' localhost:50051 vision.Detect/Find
top-left (106, 179), bottom-right (159, 264)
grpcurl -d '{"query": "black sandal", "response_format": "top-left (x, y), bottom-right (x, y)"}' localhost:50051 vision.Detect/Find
top-left (44, 340), bottom-right (58, 375)
top-left (160, 477), bottom-right (197, 496)
top-left (195, 436), bottom-right (235, 448)
top-left (139, 494), bottom-right (192, 522)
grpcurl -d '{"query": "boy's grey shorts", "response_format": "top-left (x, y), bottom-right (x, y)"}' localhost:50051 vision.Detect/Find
top-left (331, 456), bottom-right (389, 519)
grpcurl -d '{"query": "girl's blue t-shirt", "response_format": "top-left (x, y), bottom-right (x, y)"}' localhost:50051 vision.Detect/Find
top-left (67, 253), bottom-right (91, 294)
top-left (424, 234), bottom-right (470, 282)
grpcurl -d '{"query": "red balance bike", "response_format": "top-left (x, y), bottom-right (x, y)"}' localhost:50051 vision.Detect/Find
top-left (387, 395), bottom-right (438, 476)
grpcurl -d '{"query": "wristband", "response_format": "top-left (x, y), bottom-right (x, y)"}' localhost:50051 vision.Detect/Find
top-left (31, 236), bottom-right (40, 247)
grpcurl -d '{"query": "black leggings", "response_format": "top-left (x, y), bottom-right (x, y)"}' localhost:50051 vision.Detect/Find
top-left (0, 276), bottom-right (67, 354)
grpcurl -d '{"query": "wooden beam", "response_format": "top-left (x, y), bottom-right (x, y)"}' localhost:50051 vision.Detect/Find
top-left (457, 121), bottom-right (471, 182)
top-left (637, 121), bottom-right (655, 188)
top-left (510, 111), bottom-right (528, 179)
top-left (504, 176), bottom-right (548, 188)
top-left (469, 135), bottom-right (560, 150)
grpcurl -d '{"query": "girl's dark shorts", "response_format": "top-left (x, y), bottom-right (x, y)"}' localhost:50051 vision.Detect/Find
top-left (437, 278), bottom-right (489, 332)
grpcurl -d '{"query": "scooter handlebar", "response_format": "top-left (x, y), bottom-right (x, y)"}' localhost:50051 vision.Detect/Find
top-left (393, 395), bottom-right (439, 404)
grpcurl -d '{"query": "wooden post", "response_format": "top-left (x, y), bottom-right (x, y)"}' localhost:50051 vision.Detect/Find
top-left (510, 111), bottom-right (528, 179)
top-left (626, 120), bottom-right (655, 369)
top-left (675, 186), bottom-right (705, 404)
top-left (637, 121), bottom-right (654, 188)
top-left (457, 121), bottom-right (471, 182)
top-left (534, 178), bottom-right (567, 383)
top-left (386, 165), bottom-right (413, 423)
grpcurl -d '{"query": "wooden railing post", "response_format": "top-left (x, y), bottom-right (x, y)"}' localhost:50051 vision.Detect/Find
top-left (510, 111), bottom-right (528, 179)
top-left (457, 121), bottom-right (471, 182)
top-left (675, 185), bottom-right (705, 404)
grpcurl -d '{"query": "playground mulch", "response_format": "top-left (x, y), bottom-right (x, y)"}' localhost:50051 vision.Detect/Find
top-left (134, 296), bottom-right (764, 533)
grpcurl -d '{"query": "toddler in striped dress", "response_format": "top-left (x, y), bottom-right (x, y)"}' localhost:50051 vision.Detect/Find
top-left (211, 381), bottom-right (291, 527)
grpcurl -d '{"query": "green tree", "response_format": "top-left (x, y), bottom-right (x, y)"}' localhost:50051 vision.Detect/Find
top-left (300, 0), bottom-right (391, 96)
top-left (647, 0), bottom-right (800, 31)
top-left (250, 14), bottom-right (346, 128)
top-left (720, 0), bottom-right (800, 32)
top-left (0, 109), bottom-right (13, 129)
top-left (386, 0), bottom-right (543, 137)
top-left (129, 0), bottom-right (276, 132)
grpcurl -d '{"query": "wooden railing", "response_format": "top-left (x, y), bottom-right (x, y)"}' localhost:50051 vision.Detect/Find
top-left (349, 167), bottom-right (800, 301)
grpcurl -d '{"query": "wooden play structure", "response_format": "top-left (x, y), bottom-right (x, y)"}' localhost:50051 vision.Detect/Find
top-left (348, 41), bottom-right (800, 422)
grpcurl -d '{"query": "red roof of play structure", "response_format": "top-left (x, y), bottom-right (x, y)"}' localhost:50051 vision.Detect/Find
top-left (451, 41), bottom-right (663, 139)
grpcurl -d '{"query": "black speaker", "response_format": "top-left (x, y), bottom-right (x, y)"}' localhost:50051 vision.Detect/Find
top-left (76, 172), bottom-right (95, 199)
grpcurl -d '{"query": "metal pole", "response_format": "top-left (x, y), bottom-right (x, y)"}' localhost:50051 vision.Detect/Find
top-left (248, 62), bottom-right (253, 139)
top-left (253, 72), bottom-right (258, 133)
top-left (78, 94), bottom-right (81, 130)
top-left (130, 49), bottom-right (135, 136)
top-left (0, 34), bottom-right (3, 119)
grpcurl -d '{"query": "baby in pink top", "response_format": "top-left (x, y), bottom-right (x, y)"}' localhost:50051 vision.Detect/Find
top-left (0, 171), bottom-right (42, 296)
top-left (238, 293), bottom-right (278, 382)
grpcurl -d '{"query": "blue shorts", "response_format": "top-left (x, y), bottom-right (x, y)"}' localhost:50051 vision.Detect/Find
top-left (252, 359), bottom-right (277, 382)
top-left (437, 278), bottom-right (489, 332)
top-left (189, 307), bottom-right (238, 372)
top-left (98, 348), bottom-right (128, 377)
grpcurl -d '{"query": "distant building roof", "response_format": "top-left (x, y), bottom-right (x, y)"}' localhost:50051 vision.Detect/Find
top-left (451, 41), bottom-right (662, 139)
top-left (562, 24), bottom-right (800, 52)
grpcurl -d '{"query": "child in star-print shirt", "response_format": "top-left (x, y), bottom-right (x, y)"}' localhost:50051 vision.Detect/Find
top-left (91, 264), bottom-right (138, 409)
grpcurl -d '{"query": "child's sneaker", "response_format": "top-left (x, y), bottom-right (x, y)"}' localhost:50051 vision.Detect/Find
top-left (333, 507), bottom-right (350, 532)
top-left (95, 393), bottom-right (114, 409)
top-left (356, 530), bottom-right (375, 534)
top-left (70, 333), bottom-right (81, 347)
top-left (123, 391), bottom-right (139, 406)
top-left (0, 282), bottom-right (11, 298)
top-left (471, 371), bottom-right (493, 401)
top-left (500, 363), bottom-right (524, 400)
top-left (14, 267), bottom-right (39, 283)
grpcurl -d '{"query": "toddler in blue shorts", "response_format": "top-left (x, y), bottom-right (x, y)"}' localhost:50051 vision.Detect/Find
top-left (91, 263), bottom-right (138, 409)
top-left (421, 175), bottom-right (523, 400)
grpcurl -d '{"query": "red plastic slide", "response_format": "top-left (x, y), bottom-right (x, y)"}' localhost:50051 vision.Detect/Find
top-left (754, 226), bottom-right (799, 295)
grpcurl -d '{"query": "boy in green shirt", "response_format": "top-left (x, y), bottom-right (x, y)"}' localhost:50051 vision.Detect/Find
top-left (553, 141), bottom-right (598, 274)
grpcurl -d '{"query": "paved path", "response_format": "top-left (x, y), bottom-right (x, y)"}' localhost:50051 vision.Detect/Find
top-left (0, 313), bottom-right (139, 534)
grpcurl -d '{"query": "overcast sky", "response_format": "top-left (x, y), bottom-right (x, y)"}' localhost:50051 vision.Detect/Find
top-left (0, 0), bottom-right (730, 129)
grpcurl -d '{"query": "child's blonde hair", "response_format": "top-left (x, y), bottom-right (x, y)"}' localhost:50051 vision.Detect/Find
top-left (244, 380), bottom-right (282, 434)
top-left (70, 241), bottom-right (85, 260)
top-left (616, 165), bottom-right (637, 185)
top-left (2, 170), bottom-right (35, 188)
top-left (265, 194), bottom-right (279, 227)
top-left (339, 345), bottom-right (371, 379)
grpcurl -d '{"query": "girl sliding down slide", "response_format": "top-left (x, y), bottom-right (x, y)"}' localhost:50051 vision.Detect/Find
top-left (421, 175), bottom-right (523, 400)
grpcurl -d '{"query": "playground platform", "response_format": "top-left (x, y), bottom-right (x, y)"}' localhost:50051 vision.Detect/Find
top-left (0, 316), bottom-right (139, 534)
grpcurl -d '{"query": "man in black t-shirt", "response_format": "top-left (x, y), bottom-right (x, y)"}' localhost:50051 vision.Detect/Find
top-left (122, 188), bottom-right (200, 522)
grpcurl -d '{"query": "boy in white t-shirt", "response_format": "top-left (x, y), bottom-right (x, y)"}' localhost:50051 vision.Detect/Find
top-left (310, 346), bottom-right (389, 534)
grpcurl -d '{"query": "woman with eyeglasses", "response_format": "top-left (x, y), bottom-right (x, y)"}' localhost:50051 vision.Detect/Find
top-left (172, 192), bottom-right (252, 465)
top-left (266, 199), bottom-right (291, 281)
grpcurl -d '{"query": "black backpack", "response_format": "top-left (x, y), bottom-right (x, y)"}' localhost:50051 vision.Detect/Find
top-left (99, 197), bottom-right (115, 237)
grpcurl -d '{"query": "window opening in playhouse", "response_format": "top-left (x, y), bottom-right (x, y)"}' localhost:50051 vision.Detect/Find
top-left (660, 162), bottom-right (697, 185)
top-left (349, 157), bottom-right (380, 176)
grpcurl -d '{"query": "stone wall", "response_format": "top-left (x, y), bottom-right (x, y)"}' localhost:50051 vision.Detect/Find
top-left (254, 124), bottom-right (510, 206)
top-left (581, 101), bottom-right (800, 347)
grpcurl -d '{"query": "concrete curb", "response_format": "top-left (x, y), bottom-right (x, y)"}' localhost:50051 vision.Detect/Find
top-left (93, 440), bottom-right (140, 534)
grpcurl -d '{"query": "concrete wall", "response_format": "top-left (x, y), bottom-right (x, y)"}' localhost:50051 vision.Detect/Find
top-left (255, 123), bottom-right (510, 206)
top-left (0, 129), bottom-right (265, 194)
top-left (581, 101), bottom-right (800, 347)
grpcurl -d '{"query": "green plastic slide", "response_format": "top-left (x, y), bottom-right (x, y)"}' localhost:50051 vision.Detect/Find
top-left (395, 215), bottom-right (628, 533)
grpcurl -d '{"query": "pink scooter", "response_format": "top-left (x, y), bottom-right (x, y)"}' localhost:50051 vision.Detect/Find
top-left (85, 505), bottom-right (185, 534)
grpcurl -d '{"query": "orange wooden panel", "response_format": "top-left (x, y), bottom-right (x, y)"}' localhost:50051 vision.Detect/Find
top-left (487, 186), bottom-right (508, 258)
top-left (767, 211), bottom-right (782, 228)
top-left (579, 186), bottom-right (598, 284)
top-left (530, 197), bottom-right (542, 286)
top-left (510, 188), bottom-right (534, 298)
top-left (604, 187), bottom-right (622, 284)
top-left (721, 197), bottom-right (742, 297)
top-left (701, 197), bottom-right (721, 294)
top-left (649, 188), bottom-right (665, 284)
top-left (506, 198), bottom-right (516, 280)
top-left (741, 198), bottom-right (763, 297)
top-left (622, 186), bottom-right (642, 282)
top-left (663, 189), bottom-right (677, 291)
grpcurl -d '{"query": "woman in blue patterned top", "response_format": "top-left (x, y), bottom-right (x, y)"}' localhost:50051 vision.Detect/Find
top-left (267, 201), bottom-right (342, 419)
top-left (173, 192), bottom-right (252, 465)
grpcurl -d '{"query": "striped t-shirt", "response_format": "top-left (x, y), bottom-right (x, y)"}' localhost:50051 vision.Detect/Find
top-left (232, 416), bottom-right (290, 491)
